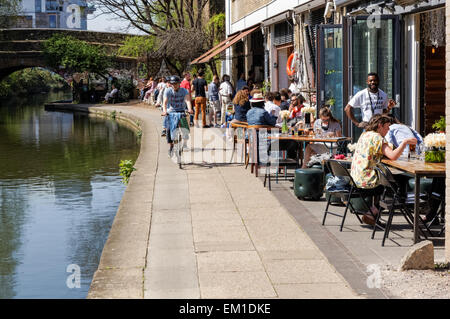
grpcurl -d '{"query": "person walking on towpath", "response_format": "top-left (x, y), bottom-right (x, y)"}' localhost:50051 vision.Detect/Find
top-left (344, 72), bottom-right (396, 130)
top-left (192, 69), bottom-right (209, 128)
top-left (161, 75), bottom-right (194, 157)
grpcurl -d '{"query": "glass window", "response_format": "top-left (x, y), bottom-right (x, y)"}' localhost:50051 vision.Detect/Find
top-left (322, 27), bottom-right (343, 124)
top-left (35, 0), bottom-right (41, 12)
top-left (274, 22), bottom-right (293, 46)
top-left (49, 14), bottom-right (56, 28)
top-left (46, 0), bottom-right (58, 11)
top-left (351, 18), bottom-right (394, 140)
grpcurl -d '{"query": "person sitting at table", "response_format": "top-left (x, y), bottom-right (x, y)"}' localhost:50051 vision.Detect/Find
top-left (385, 116), bottom-right (443, 225)
top-left (350, 114), bottom-right (417, 225)
top-left (385, 116), bottom-right (423, 158)
top-left (289, 94), bottom-right (305, 117)
top-left (232, 86), bottom-right (251, 123)
top-left (246, 93), bottom-right (277, 126)
top-left (302, 107), bottom-right (342, 168)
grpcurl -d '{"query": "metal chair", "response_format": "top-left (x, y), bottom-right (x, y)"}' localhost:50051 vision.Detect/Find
top-left (375, 165), bottom-right (433, 246)
top-left (322, 160), bottom-right (384, 237)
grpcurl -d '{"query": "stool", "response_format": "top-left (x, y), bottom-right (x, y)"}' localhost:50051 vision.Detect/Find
top-left (294, 168), bottom-right (324, 200)
top-left (408, 178), bottom-right (433, 193)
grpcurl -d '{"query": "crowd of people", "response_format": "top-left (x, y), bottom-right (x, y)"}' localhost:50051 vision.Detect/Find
top-left (137, 69), bottom-right (443, 230)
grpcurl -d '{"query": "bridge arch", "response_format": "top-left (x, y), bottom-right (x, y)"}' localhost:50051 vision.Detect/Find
top-left (0, 28), bottom-right (140, 80)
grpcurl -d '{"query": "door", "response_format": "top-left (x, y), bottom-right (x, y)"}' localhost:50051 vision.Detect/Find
top-left (345, 15), bottom-right (401, 139)
top-left (316, 25), bottom-right (343, 124)
top-left (276, 45), bottom-right (294, 91)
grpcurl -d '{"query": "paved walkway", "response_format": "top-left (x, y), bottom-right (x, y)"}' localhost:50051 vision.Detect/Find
top-left (81, 102), bottom-right (360, 299)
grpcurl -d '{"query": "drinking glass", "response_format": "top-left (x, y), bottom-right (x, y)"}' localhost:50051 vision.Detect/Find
top-left (409, 144), bottom-right (417, 160)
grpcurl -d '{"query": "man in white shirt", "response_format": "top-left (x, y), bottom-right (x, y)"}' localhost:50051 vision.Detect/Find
top-left (264, 91), bottom-right (281, 121)
top-left (344, 72), bottom-right (396, 129)
top-left (219, 74), bottom-right (234, 124)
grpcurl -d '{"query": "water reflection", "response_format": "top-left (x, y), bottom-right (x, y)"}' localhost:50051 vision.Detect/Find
top-left (0, 92), bottom-right (140, 298)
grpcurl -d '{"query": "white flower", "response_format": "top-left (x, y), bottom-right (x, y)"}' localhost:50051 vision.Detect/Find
top-left (301, 106), bottom-right (316, 114)
top-left (424, 133), bottom-right (446, 148)
top-left (279, 110), bottom-right (290, 120)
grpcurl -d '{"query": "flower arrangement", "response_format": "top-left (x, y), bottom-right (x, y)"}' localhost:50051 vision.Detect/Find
top-left (279, 110), bottom-right (290, 120)
top-left (279, 110), bottom-right (290, 133)
top-left (424, 133), bottom-right (445, 148)
top-left (301, 106), bottom-right (316, 114)
top-left (423, 133), bottom-right (445, 163)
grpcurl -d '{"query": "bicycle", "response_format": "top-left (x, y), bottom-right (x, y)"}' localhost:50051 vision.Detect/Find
top-left (162, 111), bottom-right (191, 169)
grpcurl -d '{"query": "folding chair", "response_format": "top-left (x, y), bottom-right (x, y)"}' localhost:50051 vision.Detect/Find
top-left (375, 165), bottom-right (433, 246)
top-left (264, 144), bottom-right (299, 191)
top-left (322, 160), bottom-right (384, 237)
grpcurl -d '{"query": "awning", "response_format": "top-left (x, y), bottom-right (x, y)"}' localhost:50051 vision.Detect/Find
top-left (190, 33), bottom-right (240, 64)
top-left (191, 25), bottom-right (260, 64)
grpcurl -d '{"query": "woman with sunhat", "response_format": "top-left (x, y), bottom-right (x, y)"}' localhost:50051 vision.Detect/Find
top-left (246, 92), bottom-right (277, 126)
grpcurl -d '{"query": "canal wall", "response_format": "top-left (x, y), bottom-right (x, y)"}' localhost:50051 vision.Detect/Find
top-left (45, 102), bottom-right (158, 298)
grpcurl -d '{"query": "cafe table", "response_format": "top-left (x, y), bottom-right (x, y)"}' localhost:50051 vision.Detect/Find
top-left (268, 134), bottom-right (351, 165)
top-left (381, 158), bottom-right (445, 243)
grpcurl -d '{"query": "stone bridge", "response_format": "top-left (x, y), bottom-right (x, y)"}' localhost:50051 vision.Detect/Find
top-left (0, 28), bottom-right (142, 80)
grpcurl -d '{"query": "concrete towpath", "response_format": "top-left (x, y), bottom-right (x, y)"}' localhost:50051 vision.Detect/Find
top-left (68, 102), bottom-right (361, 299)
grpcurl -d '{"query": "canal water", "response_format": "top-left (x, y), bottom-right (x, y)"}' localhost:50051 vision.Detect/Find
top-left (0, 91), bottom-right (140, 298)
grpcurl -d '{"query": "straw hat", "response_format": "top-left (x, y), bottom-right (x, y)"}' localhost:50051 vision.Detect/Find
top-left (249, 92), bottom-right (265, 103)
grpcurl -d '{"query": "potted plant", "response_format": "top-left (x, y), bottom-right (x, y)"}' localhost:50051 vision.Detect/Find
top-left (423, 133), bottom-right (445, 163)
top-left (432, 116), bottom-right (445, 133)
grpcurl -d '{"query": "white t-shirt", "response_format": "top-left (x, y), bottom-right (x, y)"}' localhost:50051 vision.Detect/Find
top-left (219, 81), bottom-right (233, 97)
top-left (348, 88), bottom-right (388, 122)
top-left (265, 101), bottom-right (281, 119)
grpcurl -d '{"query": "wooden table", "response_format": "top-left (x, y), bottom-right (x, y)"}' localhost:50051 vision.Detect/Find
top-left (268, 135), bottom-right (351, 164)
top-left (382, 159), bottom-right (445, 243)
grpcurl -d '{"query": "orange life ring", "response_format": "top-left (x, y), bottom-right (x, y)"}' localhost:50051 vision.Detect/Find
top-left (286, 52), bottom-right (296, 76)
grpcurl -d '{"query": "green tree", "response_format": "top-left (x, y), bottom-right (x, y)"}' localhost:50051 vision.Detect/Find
top-left (43, 34), bottom-right (113, 102)
top-left (95, 0), bottom-right (225, 75)
top-left (43, 34), bottom-right (112, 78)
top-left (0, 0), bottom-right (22, 28)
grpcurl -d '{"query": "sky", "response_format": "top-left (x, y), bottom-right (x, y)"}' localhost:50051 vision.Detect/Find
top-left (87, 11), bottom-right (143, 35)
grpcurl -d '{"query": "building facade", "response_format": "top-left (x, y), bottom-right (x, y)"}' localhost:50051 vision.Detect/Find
top-left (14, 0), bottom-right (95, 30)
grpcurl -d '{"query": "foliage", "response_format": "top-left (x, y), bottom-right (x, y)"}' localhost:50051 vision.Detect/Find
top-left (114, 77), bottom-right (134, 101)
top-left (0, 68), bottom-right (69, 98)
top-left (118, 36), bottom-right (156, 58)
top-left (432, 116), bottom-right (446, 132)
top-left (0, 0), bottom-right (22, 28)
top-left (425, 149), bottom-right (445, 163)
top-left (262, 81), bottom-right (271, 94)
top-left (119, 159), bottom-right (136, 185)
top-left (43, 34), bottom-right (112, 78)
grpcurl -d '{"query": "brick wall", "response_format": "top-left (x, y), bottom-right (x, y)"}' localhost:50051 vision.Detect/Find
top-left (446, 1), bottom-right (450, 262)
top-left (231, 0), bottom-right (272, 23)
